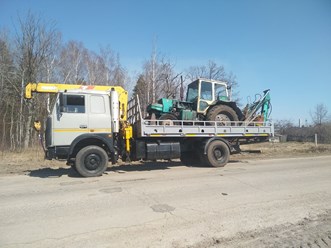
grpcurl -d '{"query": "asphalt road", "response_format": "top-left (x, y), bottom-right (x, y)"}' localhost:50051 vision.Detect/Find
top-left (1, 156), bottom-right (331, 248)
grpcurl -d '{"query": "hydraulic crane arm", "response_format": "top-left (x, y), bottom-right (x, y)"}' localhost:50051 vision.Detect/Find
top-left (25, 82), bottom-right (129, 120)
top-left (25, 82), bottom-right (127, 99)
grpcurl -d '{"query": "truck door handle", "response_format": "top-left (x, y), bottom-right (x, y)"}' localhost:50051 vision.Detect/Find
top-left (79, 125), bottom-right (87, 129)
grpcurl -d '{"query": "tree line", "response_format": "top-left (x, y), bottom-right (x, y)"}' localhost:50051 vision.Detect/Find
top-left (275, 103), bottom-right (331, 144)
top-left (0, 12), bottom-right (236, 151)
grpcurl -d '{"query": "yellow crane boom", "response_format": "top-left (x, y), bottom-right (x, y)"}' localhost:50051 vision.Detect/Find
top-left (25, 82), bottom-right (129, 120)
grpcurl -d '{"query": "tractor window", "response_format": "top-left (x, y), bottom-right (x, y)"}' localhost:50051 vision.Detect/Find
top-left (61, 95), bottom-right (85, 113)
top-left (200, 81), bottom-right (212, 101)
top-left (186, 81), bottom-right (198, 102)
top-left (215, 83), bottom-right (228, 101)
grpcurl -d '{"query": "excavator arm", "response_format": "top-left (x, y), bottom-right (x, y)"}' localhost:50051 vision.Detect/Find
top-left (25, 82), bottom-right (129, 120)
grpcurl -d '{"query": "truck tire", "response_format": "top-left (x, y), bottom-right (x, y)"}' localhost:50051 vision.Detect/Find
top-left (75, 145), bottom-right (108, 177)
top-left (206, 105), bottom-right (239, 124)
top-left (204, 140), bottom-right (230, 167)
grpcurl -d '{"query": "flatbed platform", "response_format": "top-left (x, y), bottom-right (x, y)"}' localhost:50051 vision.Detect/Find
top-left (135, 120), bottom-right (274, 138)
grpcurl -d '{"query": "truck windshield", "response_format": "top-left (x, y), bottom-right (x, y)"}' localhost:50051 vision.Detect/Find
top-left (186, 81), bottom-right (198, 102)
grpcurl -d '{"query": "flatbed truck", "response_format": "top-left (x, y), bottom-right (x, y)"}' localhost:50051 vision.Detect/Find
top-left (26, 83), bottom-right (274, 177)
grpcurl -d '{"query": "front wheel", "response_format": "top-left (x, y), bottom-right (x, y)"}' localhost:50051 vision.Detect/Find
top-left (75, 145), bottom-right (108, 177)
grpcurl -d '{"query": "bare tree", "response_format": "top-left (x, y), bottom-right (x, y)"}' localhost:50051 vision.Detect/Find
top-left (274, 119), bottom-right (294, 134)
top-left (158, 58), bottom-right (181, 98)
top-left (311, 103), bottom-right (328, 126)
top-left (0, 31), bottom-right (16, 151)
top-left (84, 47), bottom-right (128, 88)
top-left (186, 60), bottom-right (238, 86)
top-left (14, 12), bottom-right (59, 149)
top-left (85, 50), bottom-right (104, 85)
top-left (109, 54), bottom-right (128, 88)
top-left (99, 46), bottom-right (115, 85)
top-left (133, 75), bottom-right (148, 116)
top-left (186, 60), bottom-right (239, 101)
top-left (57, 41), bottom-right (87, 84)
top-left (138, 48), bottom-right (181, 105)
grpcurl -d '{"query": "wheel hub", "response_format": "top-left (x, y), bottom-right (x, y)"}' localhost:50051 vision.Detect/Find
top-left (213, 148), bottom-right (223, 160)
top-left (215, 114), bottom-right (231, 122)
top-left (84, 154), bottom-right (101, 170)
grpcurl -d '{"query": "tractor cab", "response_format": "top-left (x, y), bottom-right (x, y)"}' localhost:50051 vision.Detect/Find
top-left (186, 78), bottom-right (231, 114)
top-left (147, 78), bottom-right (241, 122)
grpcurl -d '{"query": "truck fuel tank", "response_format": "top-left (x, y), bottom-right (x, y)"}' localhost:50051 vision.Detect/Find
top-left (134, 140), bottom-right (181, 161)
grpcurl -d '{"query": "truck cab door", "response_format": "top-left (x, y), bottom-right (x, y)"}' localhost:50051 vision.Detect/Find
top-left (87, 94), bottom-right (112, 133)
top-left (52, 93), bottom-right (88, 146)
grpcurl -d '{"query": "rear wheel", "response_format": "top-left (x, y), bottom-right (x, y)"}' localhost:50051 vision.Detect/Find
top-left (75, 145), bottom-right (108, 177)
top-left (206, 105), bottom-right (238, 125)
top-left (203, 140), bottom-right (230, 167)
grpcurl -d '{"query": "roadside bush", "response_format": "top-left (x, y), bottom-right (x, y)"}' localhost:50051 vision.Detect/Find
top-left (275, 120), bottom-right (331, 144)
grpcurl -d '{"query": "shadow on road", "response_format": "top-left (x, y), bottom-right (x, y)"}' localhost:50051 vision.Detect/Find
top-left (27, 159), bottom-right (243, 178)
top-left (108, 159), bottom-right (243, 173)
top-left (26, 161), bottom-right (184, 178)
top-left (108, 160), bottom-right (184, 173)
top-left (28, 167), bottom-right (80, 178)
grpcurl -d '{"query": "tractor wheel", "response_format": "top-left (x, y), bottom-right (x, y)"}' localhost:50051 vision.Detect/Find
top-left (206, 105), bottom-right (239, 125)
top-left (159, 113), bottom-right (178, 125)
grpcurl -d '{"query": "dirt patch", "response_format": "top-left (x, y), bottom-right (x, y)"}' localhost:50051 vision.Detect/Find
top-left (1, 142), bottom-right (331, 176)
top-left (189, 210), bottom-right (331, 248)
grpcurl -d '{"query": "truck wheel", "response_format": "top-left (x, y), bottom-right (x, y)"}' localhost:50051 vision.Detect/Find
top-left (204, 140), bottom-right (230, 167)
top-left (75, 146), bottom-right (108, 177)
top-left (159, 113), bottom-right (177, 125)
top-left (206, 105), bottom-right (239, 124)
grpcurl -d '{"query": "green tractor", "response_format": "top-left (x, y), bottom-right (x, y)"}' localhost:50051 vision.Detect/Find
top-left (147, 78), bottom-right (244, 123)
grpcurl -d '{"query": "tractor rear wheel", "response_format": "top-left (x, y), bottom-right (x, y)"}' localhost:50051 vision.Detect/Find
top-left (159, 113), bottom-right (178, 125)
top-left (206, 105), bottom-right (239, 124)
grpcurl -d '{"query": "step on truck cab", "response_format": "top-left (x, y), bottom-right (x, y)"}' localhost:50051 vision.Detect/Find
top-left (26, 82), bottom-right (274, 177)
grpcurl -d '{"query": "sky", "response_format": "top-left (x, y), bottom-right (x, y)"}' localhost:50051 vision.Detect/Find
top-left (1, 0), bottom-right (331, 123)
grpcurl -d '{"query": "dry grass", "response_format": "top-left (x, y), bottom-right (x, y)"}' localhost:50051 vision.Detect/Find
top-left (233, 142), bottom-right (331, 160)
top-left (0, 147), bottom-right (64, 175)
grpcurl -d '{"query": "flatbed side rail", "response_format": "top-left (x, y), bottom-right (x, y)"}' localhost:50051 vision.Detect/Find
top-left (139, 119), bottom-right (274, 138)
